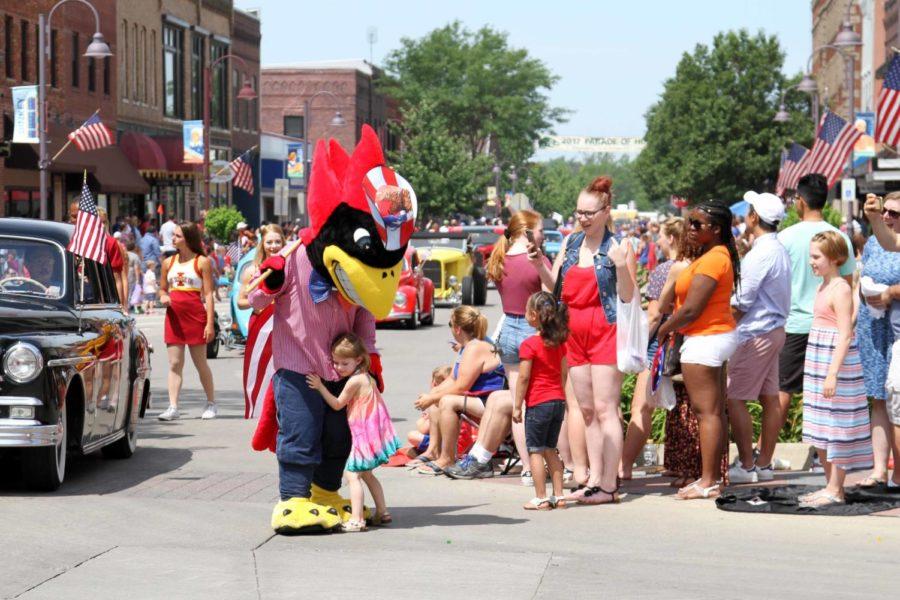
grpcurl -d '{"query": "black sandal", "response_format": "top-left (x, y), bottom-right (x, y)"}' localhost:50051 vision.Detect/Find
top-left (579, 486), bottom-right (620, 505)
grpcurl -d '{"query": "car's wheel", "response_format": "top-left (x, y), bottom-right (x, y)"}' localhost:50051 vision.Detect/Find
top-left (206, 331), bottom-right (220, 359)
top-left (103, 389), bottom-right (138, 460)
top-left (474, 271), bottom-right (488, 306)
top-left (461, 276), bottom-right (474, 305)
top-left (406, 305), bottom-right (419, 330)
top-left (23, 404), bottom-right (66, 491)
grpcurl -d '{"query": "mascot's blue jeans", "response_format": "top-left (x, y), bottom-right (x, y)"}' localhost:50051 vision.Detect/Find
top-left (273, 369), bottom-right (352, 500)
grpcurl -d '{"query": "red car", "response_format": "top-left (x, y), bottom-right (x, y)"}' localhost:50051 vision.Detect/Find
top-left (462, 225), bottom-right (503, 269)
top-left (376, 246), bottom-right (436, 329)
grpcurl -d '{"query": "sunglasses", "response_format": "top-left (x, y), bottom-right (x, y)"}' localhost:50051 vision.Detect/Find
top-left (884, 208), bottom-right (900, 219)
top-left (688, 219), bottom-right (710, 231)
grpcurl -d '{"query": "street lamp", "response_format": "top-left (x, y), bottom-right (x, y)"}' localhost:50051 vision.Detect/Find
top-left (797, 43), bottom-right (860, 126)
top-left (491, 164), bottom-right (501, 218)
top-left (772, 83), bottom-right (804, 124)
top-left (302, 90), bottom-right (345, 219)
top-left (38, 0), bottom-right (112, 221)
top-left (833, 1), bottom-right (862, 48)
top-left (204, 53), bottom-right (256, 211)
top-left (509, 167), bottom-right (518, 195)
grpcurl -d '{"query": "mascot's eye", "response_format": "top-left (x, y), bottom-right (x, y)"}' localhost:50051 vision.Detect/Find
top-left (353, 228), bottom-right (372, 250)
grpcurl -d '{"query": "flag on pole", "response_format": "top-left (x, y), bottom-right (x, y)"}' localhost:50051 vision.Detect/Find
top-left (801, 111), bottom-right (863, 188)
top-left (876, 53), bottom-right (900, 147)
top-left (67, 113), bottom-right (114, 152)
top-left (67, 176), bottom-right (107, 264)
top-left (243, 304), bottom-right (273, 419)
top-left (776, 142), bottom-right (809, 196)
top-left (230, 153), bottom-right (254, 194)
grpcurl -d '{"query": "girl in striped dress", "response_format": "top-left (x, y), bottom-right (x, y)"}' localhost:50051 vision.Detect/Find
top-left (801, 231), bottom-right (873, 509)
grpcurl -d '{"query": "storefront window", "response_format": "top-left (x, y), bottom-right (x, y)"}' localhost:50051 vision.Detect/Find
top-left (6, 190), bottom-right (40, 218)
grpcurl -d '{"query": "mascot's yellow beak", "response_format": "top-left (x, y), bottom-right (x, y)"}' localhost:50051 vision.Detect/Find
top-left (322, 245), bottom-right (402, 319)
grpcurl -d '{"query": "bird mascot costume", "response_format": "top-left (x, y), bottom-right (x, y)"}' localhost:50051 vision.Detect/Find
top-left (248, 125), bottom-right (416, 534)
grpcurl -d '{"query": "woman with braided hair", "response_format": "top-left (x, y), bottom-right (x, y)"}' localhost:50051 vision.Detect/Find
top-left (657, 199), bottom-right (740, 500)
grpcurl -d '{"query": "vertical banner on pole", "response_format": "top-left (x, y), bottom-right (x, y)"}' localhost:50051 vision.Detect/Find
top-left (11, 86), bottom-right (39, 143)
top-left (183, 120), bottom-right (204, 164)
top-left (286, 143), bottom-right (304, 181)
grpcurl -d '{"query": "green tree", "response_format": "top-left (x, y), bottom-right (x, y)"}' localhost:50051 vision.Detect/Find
top-left (388, 101), bottom-right (491, 217)
top-left (204, 206), bottom-right (245, 243)
top-left (636, 30), bottom-right (812, 205)
top-left (382, 21), bottom-right (567, 169)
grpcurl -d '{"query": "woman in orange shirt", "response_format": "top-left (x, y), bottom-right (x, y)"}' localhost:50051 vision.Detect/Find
top-left (657, 199), bottom-right (740, 500)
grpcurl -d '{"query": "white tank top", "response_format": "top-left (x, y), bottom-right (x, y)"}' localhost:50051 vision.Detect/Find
top-left (167, 255), bottom-right (203, 292)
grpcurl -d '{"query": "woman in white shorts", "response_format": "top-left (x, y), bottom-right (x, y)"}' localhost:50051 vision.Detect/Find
top-left (657, 200), bottom-right (740, 500)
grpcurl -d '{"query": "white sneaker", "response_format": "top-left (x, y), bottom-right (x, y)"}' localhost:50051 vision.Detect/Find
top-left (521, 471), bottom-right (533, 486)
top-left (727, 463), bottom-right (759, 483)
top-left (201, 403), bottom-right (218, 420)
top-left (158, 406), bottom-right (180, 421)
top-left (756, 464), bottom-right (775, 481)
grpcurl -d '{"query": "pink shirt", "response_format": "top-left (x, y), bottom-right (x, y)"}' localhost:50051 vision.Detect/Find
top-left (495, 253), bottom-right (550, 315)
top-left (248, 246), bottom-right (377, 380)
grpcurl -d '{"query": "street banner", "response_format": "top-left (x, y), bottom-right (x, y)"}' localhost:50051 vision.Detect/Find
top-left (182, 120), bottom-right (204, 164)
top-left (852, 111), bottom-right (875, 167)
top-left (11, 85), bottom-right (39, 144)
top-left (286, 143), bottom-right (304, 179)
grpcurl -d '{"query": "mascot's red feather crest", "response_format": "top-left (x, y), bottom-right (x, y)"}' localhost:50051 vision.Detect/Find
top-left (301, 125), bottom-right (416, 250)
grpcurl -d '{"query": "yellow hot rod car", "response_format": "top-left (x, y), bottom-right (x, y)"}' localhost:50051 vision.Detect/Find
top-left (412, 232), bottom-right (487, 307)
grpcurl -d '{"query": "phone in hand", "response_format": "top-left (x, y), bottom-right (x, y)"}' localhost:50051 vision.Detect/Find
top-left (525, 229), bottom-right (535, 245)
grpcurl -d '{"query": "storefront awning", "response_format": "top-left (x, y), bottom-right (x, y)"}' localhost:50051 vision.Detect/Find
top-left (156, 137), bottom-right (201, 180)
top-left (91, 146), bottom-right (150, 195)
top-left (120, 131), bottom-right (167, 178)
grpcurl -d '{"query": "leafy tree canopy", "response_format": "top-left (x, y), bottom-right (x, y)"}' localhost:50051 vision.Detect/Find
top-left (204, 206), bottom-right (245, 243)
top-left (636, 30), bottom-right (812, 205)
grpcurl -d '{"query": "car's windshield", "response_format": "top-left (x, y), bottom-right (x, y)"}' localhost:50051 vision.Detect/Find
top-left (544, 231), bottom-right (563, 242)
top-left (0, 238), bottom-right (65, 299)
top-left (414, 237), bottom-right (467, 252)
top-left (469, 232), bottom-right (499, 246)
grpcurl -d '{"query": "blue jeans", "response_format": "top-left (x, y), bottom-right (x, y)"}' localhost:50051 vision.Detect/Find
top-left (496, 314), bottom-right (537, 364)
top-left (274, 369), bottom-right (352, 500)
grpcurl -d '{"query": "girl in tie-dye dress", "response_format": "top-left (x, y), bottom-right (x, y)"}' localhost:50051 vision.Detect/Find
top-left (307, 333), bottom-right (401, 532)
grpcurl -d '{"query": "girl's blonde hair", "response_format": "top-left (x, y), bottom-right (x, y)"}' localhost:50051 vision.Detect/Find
top-left (331, 333), bottom-right (371, 372)
top-left (486, 209), bottom-right (542, 282)
top-left (811, 230), bottom-right (849, 266)
top-left (253, 224), bottom-right (286, 268)
top-left (450, 305), bottom-right (488, 340)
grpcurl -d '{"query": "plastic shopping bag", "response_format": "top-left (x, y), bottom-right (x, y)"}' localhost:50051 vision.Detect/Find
top-left (647, 344), bottom-right (676, 411)
top-left (616, 289), bottom-right (648, 374)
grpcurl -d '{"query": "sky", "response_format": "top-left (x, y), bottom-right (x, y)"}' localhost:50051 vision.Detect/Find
top-left (236, 0), bottom-right (811, 142)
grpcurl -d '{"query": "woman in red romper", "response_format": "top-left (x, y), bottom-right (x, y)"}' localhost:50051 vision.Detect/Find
top-left (158, 222), bottom-right (216, 421)
top-left (548, 176), bottom-right (636, 504)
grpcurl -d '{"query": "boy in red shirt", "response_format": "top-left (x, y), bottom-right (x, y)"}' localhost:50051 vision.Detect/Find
top-left (513, 291), bottom-right (569, 510)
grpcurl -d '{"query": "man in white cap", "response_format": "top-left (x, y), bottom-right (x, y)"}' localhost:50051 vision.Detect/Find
top-left (727, 191), bottom-right (792, 482)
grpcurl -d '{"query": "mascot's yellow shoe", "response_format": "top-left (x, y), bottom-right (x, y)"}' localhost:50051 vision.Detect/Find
top-left (271, 497), bottom-right (342, 535)
top-left (311, 484), bottom-right (371, 523)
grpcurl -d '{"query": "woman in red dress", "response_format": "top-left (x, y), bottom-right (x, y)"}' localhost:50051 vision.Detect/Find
top-left (158, 222), bottom-right (216, 421)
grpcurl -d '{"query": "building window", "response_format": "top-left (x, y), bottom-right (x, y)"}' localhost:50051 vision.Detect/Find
top-left (103, 57), bottom-right (110, 95)
top-left (20, 20), bottom-right (27, 82)
top-left (210, 41), bottom-right (227, 128)
top-left (151, 30), bottom-right (157, 106)
top-left (4, 16), bottom-right (12, 79)
top-left (163, 24), bottom-right (184, 118)
top-left (88, 58), bottom-right (95, 92)
top-left (50, 29), bottom-right (58, 87)
top-left (71, 31), bottom-right (79, 88)
top-left (251, 76), bottom-right (258, 130)
top-left (140, 27), bottom-right (147, 102)
top-left (232, 67), bottom-right (239, 128)
top-left (132, 23), bottom-right (138, 100)
top-left (33, 24), bottom-right (38, 85)
top-left (190, 34), bottom-right (204, 119)
top-left (121, 20), bottom-right (128, 98)
top-left (284, 115), bottom-right (303, 138)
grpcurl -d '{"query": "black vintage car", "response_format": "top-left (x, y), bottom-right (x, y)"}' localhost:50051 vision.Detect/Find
top-left (0, 218), bottom-right (151, 490)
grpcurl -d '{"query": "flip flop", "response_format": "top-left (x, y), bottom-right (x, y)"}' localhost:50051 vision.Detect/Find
top-left (523, 497), bottom-right (554, 510)
top-left (416, 462), bottom-right (445, 476)
top-left (856, 475), bottom-right (887, 488)
top-left (407, 456), bottom-right (435, 469)
top-left (799, 492), bottom-right (845, 509)
top-left (371, 511), bottom-right (393, 526)
top-left (676, 481), bottom-right (720, 500)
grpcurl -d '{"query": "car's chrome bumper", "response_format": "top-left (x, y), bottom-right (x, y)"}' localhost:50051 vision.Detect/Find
top-left (0, 399), bottom-right (60, 447)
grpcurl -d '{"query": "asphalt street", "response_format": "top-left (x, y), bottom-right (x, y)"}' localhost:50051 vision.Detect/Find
top-left (0, 290), bottom-right (898, 599)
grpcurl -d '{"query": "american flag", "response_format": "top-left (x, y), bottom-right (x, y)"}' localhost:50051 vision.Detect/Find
top-left (67, 113), bottom-right (114, 152)
top-left (67, 180), bottom-right (107, 263)
top-left (775, 142), bottom-right (809, 197)
top-left (801, 112), bottom-right (863, 188)
top-left (243, 303), bottom-right (273, 418)
top-left (876, 53), bottom-right (900, 147)
top-left (230, 153), bottom-right (254, 194)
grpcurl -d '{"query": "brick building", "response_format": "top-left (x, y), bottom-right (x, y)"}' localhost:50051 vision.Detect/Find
top-left (115, 0), bottom-right (260, 224)
top-left (0, 0), bottom-right (147, 221)
top-left (229, 7), bottom-right (260, 225)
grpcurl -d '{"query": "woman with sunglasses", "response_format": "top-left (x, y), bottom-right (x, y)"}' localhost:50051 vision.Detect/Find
top-left (856, 192), bottom-right (900, 488)
top-left (538, 176), bottom-right (636, 504)
top-left (656, 200), bottom-right (740, 500)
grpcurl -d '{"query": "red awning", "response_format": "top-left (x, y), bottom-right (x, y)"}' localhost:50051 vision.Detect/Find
top-left (156, 137), bottom-right (202, 179)
top-left (120, 131), bottom-right (167, 176)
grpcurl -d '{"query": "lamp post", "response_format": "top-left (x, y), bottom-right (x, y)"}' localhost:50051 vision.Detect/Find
top-left (509, 167), bottom-right (518, 195)
top-left (798, 40), bottom-right (862, 126)
top-left (203, 53), bottom-right (256, 211)
top-left (491, 164), bottom-right (501, 218)
top-left (38, 0), bottom-right (112, 221)
top-left (302, 91), bottom-right (346, 220)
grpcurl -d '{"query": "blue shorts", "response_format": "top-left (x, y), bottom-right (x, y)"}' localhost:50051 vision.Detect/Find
top-left (524, 400), bottom-right (566, 453)
top-left (496, 314), bottom-right (537, 365)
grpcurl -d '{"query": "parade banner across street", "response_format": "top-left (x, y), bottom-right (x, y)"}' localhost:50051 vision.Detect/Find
top-left (11, 85), bottom-right (39, 144)
top-left (183, 120), bottom-right (204, 164)
top-left (541, 135), bottom-right (646, 154)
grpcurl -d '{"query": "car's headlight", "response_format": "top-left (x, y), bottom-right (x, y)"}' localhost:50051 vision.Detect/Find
top-left (3, 342), bottom-right (43, 384)
top-left (394, 291), bottom-right (405, 306)
top-left (448, 275), bottom-right (458, 287)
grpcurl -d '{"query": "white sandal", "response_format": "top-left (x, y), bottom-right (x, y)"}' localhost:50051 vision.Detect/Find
top-left (341, 519), bottom-right (367, 532)
top-left (523, 497), bottom-right (554, 511)
top-left (677, 480), bottom-right (720, 500)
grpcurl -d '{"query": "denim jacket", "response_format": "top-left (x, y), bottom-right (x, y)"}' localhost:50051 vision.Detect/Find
top-left (559, 230), bottom-right (620, 324)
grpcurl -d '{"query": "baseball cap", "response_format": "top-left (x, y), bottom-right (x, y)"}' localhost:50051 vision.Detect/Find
top-left (743, 191), bottom-right (785, 225)
top-left (236, 222), bottom-right (248, 230)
